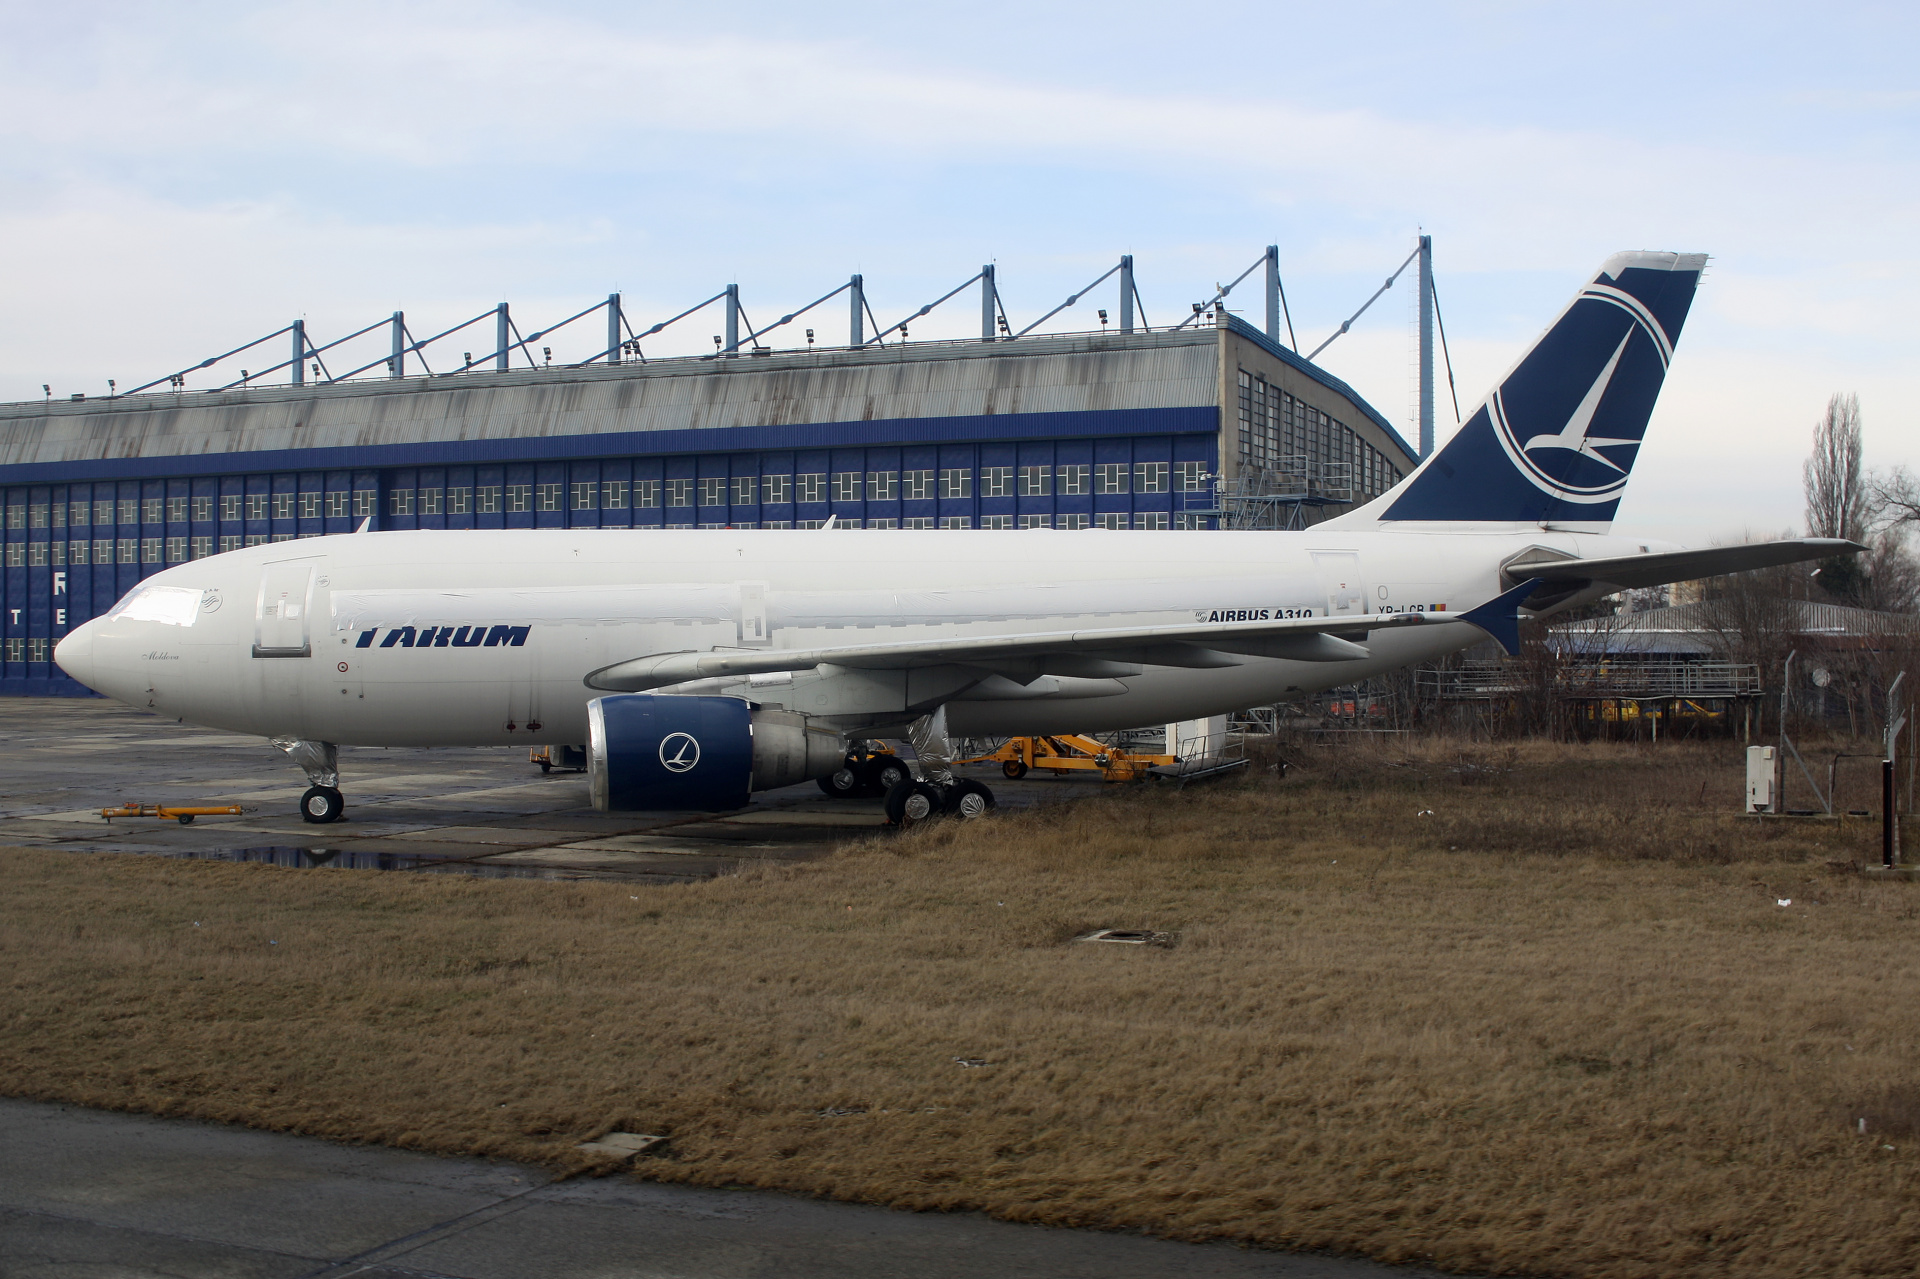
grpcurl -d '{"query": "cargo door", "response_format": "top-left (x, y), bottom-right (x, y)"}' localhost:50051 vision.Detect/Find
top-left (254, 561), bottom-right (316, 657)
top-left (1310, 550), bottom-right (1367, 618)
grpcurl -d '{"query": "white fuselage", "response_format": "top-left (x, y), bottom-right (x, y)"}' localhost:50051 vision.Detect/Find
top-left (55, 526), bottom-right (1661, 746)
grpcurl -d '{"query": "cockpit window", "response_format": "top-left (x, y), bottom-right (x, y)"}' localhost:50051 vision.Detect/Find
top-left (108, 585), bottom-right (203, 627)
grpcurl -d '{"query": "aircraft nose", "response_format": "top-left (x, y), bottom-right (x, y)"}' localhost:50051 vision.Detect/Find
top-left (54, 620), bottom-right (99, 689)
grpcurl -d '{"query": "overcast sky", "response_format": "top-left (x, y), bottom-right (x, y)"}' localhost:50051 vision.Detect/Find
top-left (4, 0), bottom-right (1914, 543)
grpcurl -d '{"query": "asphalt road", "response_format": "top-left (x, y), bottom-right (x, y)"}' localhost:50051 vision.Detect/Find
top-left (0, 1098), bottom-right (1445, 1279)
top-left (0, 696), bottom-right (1071, 882)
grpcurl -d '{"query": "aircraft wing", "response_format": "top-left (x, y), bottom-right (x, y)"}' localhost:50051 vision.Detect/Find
top-left (584, 580), bottom-right (1543, 692)
top-left (1505, 538), bottom-right (1861, 593)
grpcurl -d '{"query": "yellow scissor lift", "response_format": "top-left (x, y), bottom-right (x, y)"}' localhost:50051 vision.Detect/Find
top-left (963, 735), bottom-right (1177, 783)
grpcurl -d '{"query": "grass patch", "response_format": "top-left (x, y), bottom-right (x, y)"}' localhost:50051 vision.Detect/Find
top-left (4, 738), bottom-right (1919, 1276)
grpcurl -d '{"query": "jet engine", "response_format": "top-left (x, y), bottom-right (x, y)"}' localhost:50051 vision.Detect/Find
top-left (586, 694), bottom-right (845, 812)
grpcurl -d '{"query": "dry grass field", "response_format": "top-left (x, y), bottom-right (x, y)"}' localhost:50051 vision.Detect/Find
top-left (5, 737), bottom-right (1920, 1277)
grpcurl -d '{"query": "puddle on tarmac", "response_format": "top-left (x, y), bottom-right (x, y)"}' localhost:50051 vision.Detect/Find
top-left (157, 846), bottom-right (593, 879)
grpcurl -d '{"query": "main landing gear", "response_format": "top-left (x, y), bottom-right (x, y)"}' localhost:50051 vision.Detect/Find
top-left (817, 741), bottom-right (913, 798)
top-left (880, 708), bottom-right (996, 830)
top-left (273, 736), bottom-right (347, 824)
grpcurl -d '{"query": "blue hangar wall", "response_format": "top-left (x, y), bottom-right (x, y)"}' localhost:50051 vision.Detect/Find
top-left (0, 320), bottom-right (1410, 696)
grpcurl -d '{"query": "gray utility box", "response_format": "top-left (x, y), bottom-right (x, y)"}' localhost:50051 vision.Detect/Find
top-left (1746, 745), bottom-right (1779, 813)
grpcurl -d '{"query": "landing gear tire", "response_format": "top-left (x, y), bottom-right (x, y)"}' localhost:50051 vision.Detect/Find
top-left (818, 766), bottom-right (863, 798)
top-left (944, 779), bottom-right (995, 819)
top-left (301, 786), bottom-right (344, 824)
top-left (885, 780), bottom-right (945, 829)
top-left (873, 759), bottom-right (913, 793)
top-left (176, 814), bottom-right (195, 825)
top-left (538, 761), bottom-right (552, 774)
top-left (1002, 760), bottom-right (1028, 779)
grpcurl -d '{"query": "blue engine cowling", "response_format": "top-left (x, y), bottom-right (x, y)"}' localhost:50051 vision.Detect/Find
top-left (586, 694), bottom-right (844, 812)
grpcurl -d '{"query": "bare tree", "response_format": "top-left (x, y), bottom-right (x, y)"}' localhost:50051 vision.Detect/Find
top-left (1806, 392), bottom-right (1866, 542)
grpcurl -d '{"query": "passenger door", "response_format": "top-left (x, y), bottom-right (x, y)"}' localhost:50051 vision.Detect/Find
top-left (254, 560), bottom-right (316, 657)
top-left (1310, 550), bottom-right (1367, 618)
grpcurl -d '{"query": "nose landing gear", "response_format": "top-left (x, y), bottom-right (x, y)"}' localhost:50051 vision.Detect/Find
top-left (301, 786), bottom-right (345, 824)
top-left (273, 736), bottom-right (347, 824)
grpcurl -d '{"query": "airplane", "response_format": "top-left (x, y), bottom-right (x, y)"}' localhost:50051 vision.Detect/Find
top-left (54, 250), bottom-right (1857, 827)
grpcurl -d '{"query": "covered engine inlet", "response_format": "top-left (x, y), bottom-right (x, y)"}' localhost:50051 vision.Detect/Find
top-left (586, 694), bottom-right (846, 812)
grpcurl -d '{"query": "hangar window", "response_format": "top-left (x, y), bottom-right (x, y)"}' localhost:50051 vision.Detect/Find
top-left (1134, 512), bottom-right (1169, 530)
top-left (831, 472), bottom-right (862, 502)
top-left (1093, 463), bottom-right (1128, 494)
top-left (866, 471), bottom-right (897, 501)
top-left (1096, 513), bottom-right (1126, 530)
top-left (4, 639), bottom-right (21, 662)
top-left (245, 535), bottom-right (267, 547)
top-left (761, 475), bottom-right (792, 504)
top-left (70, 503), bottom-right (89, 528)
top-left (94, 539), bottom-right (113, 562)
top-left (142, 498), bottom-right (164, 523)
top-left (272, 533), bottom-right (295, 543)
top-left (219, 536), bottom-right (242, 553)
top-left (600, 482), bottom-right (628, 509)
top-left (419, 488), bottom-right (443, 515)
top-left (245, 494), bottom-right (268, 520)
top-left (1134, 462), bottom-right (1168, 494)
top-left (476, 486), bottom-right (502, 514)
top-left (271, 493), bottom-right (294, 520)
top-left (68, 541), bottom-right (87, 565)
top-left (901, 470), bottom-right (934, 500)
top-left (1176, 513), bottom-right (1208, 530)
top-left (981, 515), bottom-right (1013, 530)
top-left (447, 487), bottom-right (472, 515)
top-left (1019, 514), bottom-right (1051, 529)
top-left (4, 505), bottom-right (21, 530)
top-left (732, 476), bottom-right (756, 505)
top-left (1174, 461), bottom-right (1207, 492)
top-left (506, 485), bottom-right (533, 513)
top-left (939, 516), bottom-right (970, 529)
top-left (571, 483), bottom-right (596, 510)
top-left (389, 489), bottom-right (415, 516)
top-left (699, 477), bottom-right (726, 507)
top-left (325, 492), bottom-right (349, 518)
top-left (192, 496), bottom-right (213, 522)
top-left (29, 504), bottom-right (46, 528)
top-left (1057, 464), bottom-right (1089, 495)
top-left (536, 482), bottom-right (563, 511)
top-left (867, 518), bottom-right (897, 529)
top-left (797, 474), bottom-right (827, 504)
top-left (162, 497), bottom-right (184, 522)
top-left (118, 539), bottom-right (138, 564)
top-left (763, 520), bottom-right (792, 529)
top-left (25, 543), bottom-right (45, 567)
top-left (191, 536), bottom-right (211, 559)
top-left (1058, 513), bottom-right (1089, 530)
top-left (49, 541), bottom-right (64, 565)
top-left (50, 503), bottom-right (65, 527)
top-left (354, 489), bottom-right (379, 517)
top-left (938, 469), bottom-right (970, 499)
top-left (633, 480), bottom-right (658, 508)
top-left (1017, 466), bottom-right (1050, 497)
top-left (664, 479), bottom-right (693, 507)
top-left (27, 639), bottom-right (47, 663)
top-left (981, 467), bottom-right (1013, 498)
top-left (106, 500), bottom-right (126, 525)
top-left (297, 493), bottom-right (321, 519)
top-left (903, 517), bottom-right (933, 529)
top-left (166, 537), bottom-right (187, 562)
top-left (140, 538), bottom-right (162, 563)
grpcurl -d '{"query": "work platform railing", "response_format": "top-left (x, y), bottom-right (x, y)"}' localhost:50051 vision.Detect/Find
top-left (1419, 659), bottom-right (1765, 702)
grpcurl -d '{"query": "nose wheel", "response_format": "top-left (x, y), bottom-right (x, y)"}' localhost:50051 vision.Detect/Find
top-left (300, 786), bottom-right (345, 824)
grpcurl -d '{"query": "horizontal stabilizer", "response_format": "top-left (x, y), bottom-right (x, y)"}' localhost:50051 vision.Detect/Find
top-left (1506, 538), bottom-right (1862, 592)
top-left (1459, 579), bottom-right (1542, 657)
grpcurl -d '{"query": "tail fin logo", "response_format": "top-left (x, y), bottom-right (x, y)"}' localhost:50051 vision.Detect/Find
top-left (1492, 283), bottom-right (1675, 505)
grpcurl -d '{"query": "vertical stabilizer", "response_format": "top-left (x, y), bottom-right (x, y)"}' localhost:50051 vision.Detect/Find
top-left (1326, 251), bottom-right (1706, 531)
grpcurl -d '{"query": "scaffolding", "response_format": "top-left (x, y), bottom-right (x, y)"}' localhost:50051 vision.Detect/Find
top-left (1181, 460), bottom-right (1355, 530)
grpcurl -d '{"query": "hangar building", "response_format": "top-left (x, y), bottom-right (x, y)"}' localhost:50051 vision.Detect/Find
top-left (0, 306), bottom-right (1415, 697)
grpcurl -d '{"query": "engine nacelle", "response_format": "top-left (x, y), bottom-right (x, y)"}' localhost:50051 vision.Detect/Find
top-left (586, 694), bottom-right (844, 812)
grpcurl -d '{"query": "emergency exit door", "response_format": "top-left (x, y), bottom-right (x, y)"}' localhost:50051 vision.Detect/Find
top-left (1310, 550), bottom-right (1368, 618)
top-left (254, 562), bottom-right (315, 657)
